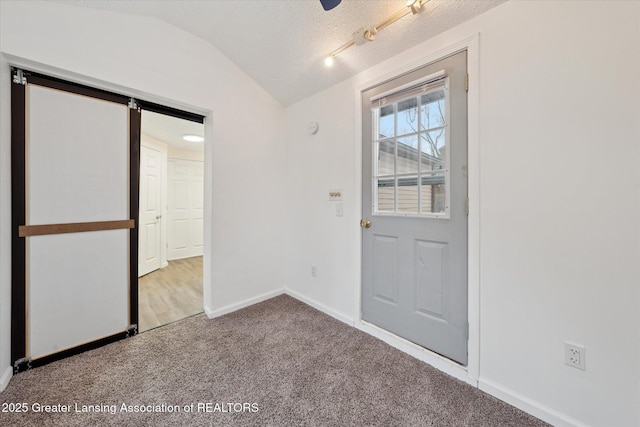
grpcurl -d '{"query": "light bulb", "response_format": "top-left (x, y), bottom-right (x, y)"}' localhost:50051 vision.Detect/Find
top-left (324, 56), bottom-right (334, 67)
top-left (182, 134), bottom-right (204, 142)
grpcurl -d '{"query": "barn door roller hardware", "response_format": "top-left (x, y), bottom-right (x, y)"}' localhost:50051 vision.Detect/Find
top-left (12, 69), bottom-right (27, 85)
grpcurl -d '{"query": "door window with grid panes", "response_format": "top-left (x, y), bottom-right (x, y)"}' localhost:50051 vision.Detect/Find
top-left (372, 78), bottom-right (449, 217)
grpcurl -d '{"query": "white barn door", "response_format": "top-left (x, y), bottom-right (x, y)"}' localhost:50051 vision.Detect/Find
top-left (11, 70), bottom-right (139, 369)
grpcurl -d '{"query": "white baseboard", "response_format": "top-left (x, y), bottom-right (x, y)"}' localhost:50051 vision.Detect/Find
top-left (204, 288), bottom-right (285, 319)
top-left (357, 319), bottom-right (476, 387)
top-left (284, 289), bottom-right (354, 326)
top-left (0, 366), bottom-right (12, 392)
top-left (479, 378), bottom-right (585, 427)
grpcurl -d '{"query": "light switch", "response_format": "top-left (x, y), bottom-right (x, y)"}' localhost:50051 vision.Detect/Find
top-left (335, 203), bottom-right (343, 217)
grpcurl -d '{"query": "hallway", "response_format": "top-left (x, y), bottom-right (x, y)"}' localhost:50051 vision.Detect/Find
top-left (138, 256), bottom-right (203, 332)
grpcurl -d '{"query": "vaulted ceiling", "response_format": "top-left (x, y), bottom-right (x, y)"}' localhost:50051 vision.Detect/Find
top-left (54, 0), bottom-right (504, 106)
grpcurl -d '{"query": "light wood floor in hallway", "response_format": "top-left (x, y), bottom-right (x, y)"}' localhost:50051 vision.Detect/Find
top-left (138, 256), bottom-right (203, 333)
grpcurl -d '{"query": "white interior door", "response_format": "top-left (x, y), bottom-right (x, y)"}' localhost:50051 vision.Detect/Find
top-left (167, 159), bottom-right (204, 260)
top-left (361, 51), bottom-right (468, 364)
top-left (26, 83), bottom-right (130, 360)
top-left (139, 145), bottom-right (163, 276)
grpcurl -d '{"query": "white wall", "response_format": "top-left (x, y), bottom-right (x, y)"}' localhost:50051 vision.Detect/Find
top-left (285, 77), bottom-right (359, 322)
top-left (284, 1), bottom-right (640, 426)
top-left (0, 0), bottom-right (285, 376)
top-left (168, 147), bottom-right (205, 162)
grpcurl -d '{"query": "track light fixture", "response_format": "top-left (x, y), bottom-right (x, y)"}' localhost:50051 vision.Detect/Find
top-left (353, 27), bottom-right (377, 45)
top-left (407, 0), bottom-right (423, 15)
top-left (324, 0), bottom-right (427, 67)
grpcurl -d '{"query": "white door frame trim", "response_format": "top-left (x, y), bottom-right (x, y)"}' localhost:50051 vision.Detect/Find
top-left (3, 54), bottom-right (214, 330)
top-left (353, 34), bottom-right (480, 385)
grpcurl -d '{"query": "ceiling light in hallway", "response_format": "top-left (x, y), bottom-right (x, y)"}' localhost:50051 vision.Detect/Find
top-left (183, 134), bottom-right (204, 142)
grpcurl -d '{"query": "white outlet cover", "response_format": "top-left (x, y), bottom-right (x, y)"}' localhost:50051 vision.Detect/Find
top-left (564, 342), bottom-right (586, 370)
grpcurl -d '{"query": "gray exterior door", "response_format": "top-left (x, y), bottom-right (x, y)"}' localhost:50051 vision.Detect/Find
top-left (361, 51), bottom-right (468, 364)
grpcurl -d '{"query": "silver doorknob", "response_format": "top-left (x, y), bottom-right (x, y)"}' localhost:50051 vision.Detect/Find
top-left (360, 219), bottom-right (371, 228)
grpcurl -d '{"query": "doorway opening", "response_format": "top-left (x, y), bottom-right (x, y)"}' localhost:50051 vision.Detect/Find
top-left (138, 109), bottom-right (205, 332)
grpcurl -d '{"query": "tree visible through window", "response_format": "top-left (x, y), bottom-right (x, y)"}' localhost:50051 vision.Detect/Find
top-left (373, 85), bottom-right (448, 215)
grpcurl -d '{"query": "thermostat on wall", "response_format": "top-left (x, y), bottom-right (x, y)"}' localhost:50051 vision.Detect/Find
top-left (307, 121), bottom-right (319, 135)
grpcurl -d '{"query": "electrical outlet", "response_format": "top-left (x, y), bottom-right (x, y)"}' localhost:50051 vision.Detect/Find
top-left (311, 265), bottom-right (317, 277)
top-left (564, 342), bottom-right (586, 370)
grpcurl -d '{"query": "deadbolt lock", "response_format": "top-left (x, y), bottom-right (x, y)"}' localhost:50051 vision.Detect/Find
top-left (360, 219), bottom-right (371, 228)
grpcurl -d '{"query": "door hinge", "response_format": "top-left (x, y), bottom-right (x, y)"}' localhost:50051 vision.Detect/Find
top-left (466, 322), bottom-right (470, 340)
top-left (465, 196), bottom-right (469, 216)
top-left (465, 73), bottom-right (469, 92)
top-left (12, 69), bottom-right (27, 85)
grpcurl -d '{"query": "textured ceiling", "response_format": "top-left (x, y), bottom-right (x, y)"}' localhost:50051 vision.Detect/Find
top-left (53, 0), bottom-right (504, 106)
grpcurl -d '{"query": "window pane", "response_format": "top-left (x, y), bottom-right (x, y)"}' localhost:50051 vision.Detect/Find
top-left (397, 135), bottom-right (418, 174)
top-left (397, 176), bottom-right (419, 213)
top-left (420, 173), bottom-right (445, 214)
top-left (420, 129), bottom-right (446, 171)
top-left (376, 178), bottom-right (395, 212)
top-left (378, 105), bottom-right (394, 139)
top-left (376, 140), bottom-right (395, 176)
top-left (372, 84), bottom-right (448, 217)
top-left (397, 98), bottom-right (418, 136)
top-left (421, 90), bottom-right (445, 130)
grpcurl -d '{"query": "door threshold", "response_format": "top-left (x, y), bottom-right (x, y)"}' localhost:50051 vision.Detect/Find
top-left (357, 319), bottom-right (476, 386)
top-left (139, 310), bottom-right (204, 333)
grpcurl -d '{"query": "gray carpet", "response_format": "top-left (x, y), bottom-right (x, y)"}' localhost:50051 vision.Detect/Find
top-left (0, 295), bottom-right (547, 426)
